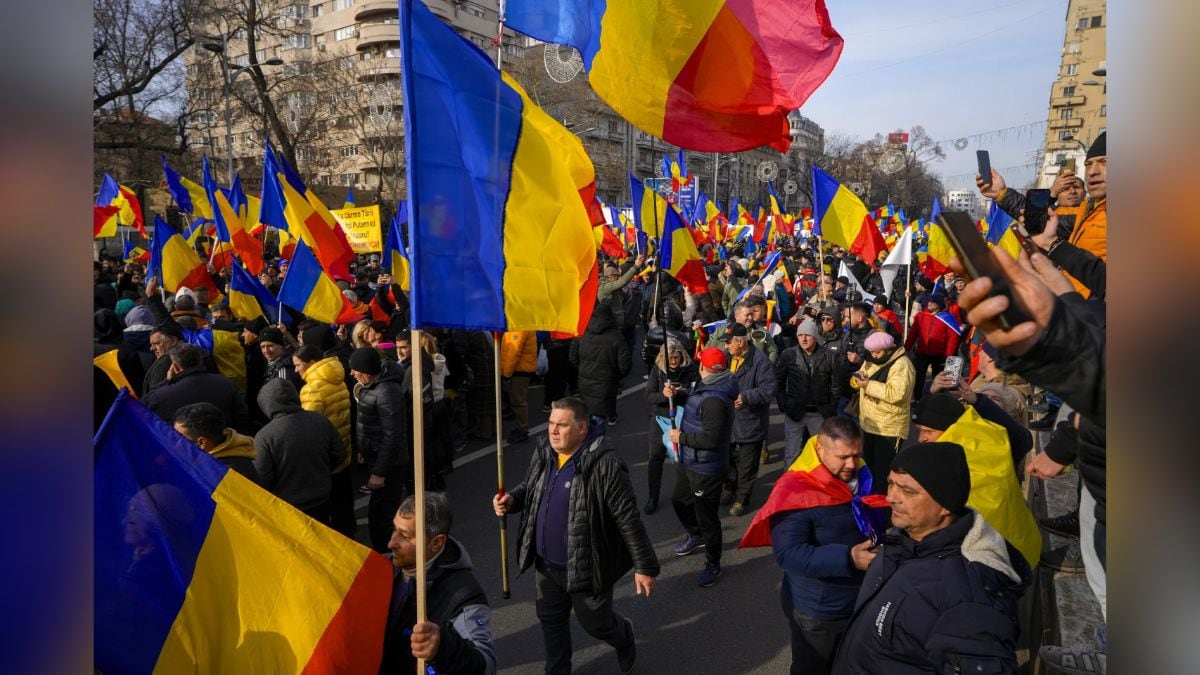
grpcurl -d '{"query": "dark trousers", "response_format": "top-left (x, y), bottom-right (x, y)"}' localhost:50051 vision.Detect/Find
top-left (544, 346), bottom-right (576, 403)
top-left (726, 440), bottom-right (764, 506)
top-left (328, 468), bottom-right (357, 537)
top-left (781, 586), bottom-right (849, 675)
top-left (429, 398), bottom-right (454, 479)
top-left (862, 432), bottom-right (902, 495)
top-left (535, 560), bottom-right (633, 675)
top-left (671, 465), bottom-right (724, 565)
top-left (647, 423), bottom-right (668, 499)
top-left (911, 353), bottom-right (946, 401)
top-left (367, 466), bottom-right (407, 553)
top-left (301, 500), bottom-right (331, 525)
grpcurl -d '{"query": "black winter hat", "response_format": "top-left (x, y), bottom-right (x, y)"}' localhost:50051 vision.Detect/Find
top-left (302, 324), bottom-right (336, 352)
top-left (1085, 131), bottom-right (1106, 160)
top-left (890, 441), bottom-right (972, 515)
top-left (245, 316), bottom-right (270, 335)
top-left (726, 323), bottom-right (749, 338)
top-left (914, 393), bottom-right (966, 432)
top-left (258, 327), bottom-right (286, 346)
top-left (349, 347), bottom-right (383, 375)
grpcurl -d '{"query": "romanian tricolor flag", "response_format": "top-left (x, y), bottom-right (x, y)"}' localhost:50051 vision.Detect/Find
top-left (148, 215), bottom-right (219, 297)
top-left (95, 392), bottom-right (389, 674)
top-left (740, 435), bottom-right (888, 549)
top-left (277, 239), bottom-right (361, 325)
top-left (400, 0), bottom-right (600, 335)
top-left (162, 157), bottom-right (214, 221)
top-left (812, 166), bottom-right (887, 263)
top-left (383, 209), bottom-right (411, 292)
top-left (269, 148), bottom-right (355, 282)
top-left (630, 174), bottom-right (669, 239)
top-left (202, 157), bottom-right (264, 275)
top-left (661, 206), bottom-right (708, 293)
top-left (229, 259), bottom-right (290, 326)
top-left (95, 174), bottom-right (147, 238)
top-left (505, 0), bottom-right (844, 153)
top-left (921, 215), bottom-right (957, 280)
top-left (983, 200), bottom-right (1021, 260)
top-left (343, 186), bottom-right (356, 209)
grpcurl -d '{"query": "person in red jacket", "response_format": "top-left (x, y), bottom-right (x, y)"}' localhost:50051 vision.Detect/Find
top-left (872, 295), bottom-right (903, 339)
top-left (904, 294), bottom-right (962, 403)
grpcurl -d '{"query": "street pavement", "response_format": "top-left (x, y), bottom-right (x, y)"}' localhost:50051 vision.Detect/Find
top-left (351, 339), bottom-right (805, 673)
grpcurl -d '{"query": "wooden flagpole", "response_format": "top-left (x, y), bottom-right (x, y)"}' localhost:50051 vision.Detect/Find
top-left (410, 327), bottom-right (429, 675)
top-left (493, 331), bottom-right (511, 599)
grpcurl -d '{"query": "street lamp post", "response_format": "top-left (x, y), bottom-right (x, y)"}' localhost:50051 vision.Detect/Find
top-left (203, 34), bottom-right (284, 183)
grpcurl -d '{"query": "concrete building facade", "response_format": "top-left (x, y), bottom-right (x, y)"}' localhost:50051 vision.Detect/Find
top-left (1036, 0), bottom-right (1106, 187)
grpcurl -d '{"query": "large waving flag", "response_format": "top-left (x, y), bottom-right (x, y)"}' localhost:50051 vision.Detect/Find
top-left (984, 200), bottom-right (1021, 260)
top-left (629, 173), bottom-right (669, 239)
top-left (383, 208), bottom-right (411, 292)
top-left (938, 404), bottom-right (1042, 567)
top-left (95, 392), bottom-right (389, 674)
top-left (162, 158), bottom-right (214, 221)
top-left (505, 0), bottom-right (844, 152)
top-left (740, 435), bottom-right (889, 548)
top-left (122, 239), bottom-right (150, 265)
top-left (228, 259), bottom-right (290, 326)
top-left (147, 215), bottom-right (219, 297)
top-left (660, 206), bottom-right (707, 293)
top-left (400, 0), bottom-right (600, 334)
top-left (922, 216), bottom-right (957, 279)
top-left (259, 144), bottom-right (289, 231)
top-left (277, 239), bottom-right (361, 325)
top-left (202, 156), bottom-right (265, 275)
top-left (95, 174), bottom-right (147, 238)
top-left (879, 224), bottom-right (913, 294)
top-left (812, 166), bottom-right (886, 262)
top-left (269, 148), bottom-right (354, 281)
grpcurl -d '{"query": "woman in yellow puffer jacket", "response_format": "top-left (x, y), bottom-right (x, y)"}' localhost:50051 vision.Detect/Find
top-left (294, 344), bottom-right (355, 534)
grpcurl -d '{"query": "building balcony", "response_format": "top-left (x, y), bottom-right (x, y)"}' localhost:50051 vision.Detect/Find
top-left (354, 0), bottom-right (398, 22)
top-left (356, 23), bottom-right (401, 50)
top-left (358, 57), bottom-right (401, 80)
top-left (1051, 95), bottom-right (1086, 107)
top-left (1048, 118), bottom-right (1084, 129)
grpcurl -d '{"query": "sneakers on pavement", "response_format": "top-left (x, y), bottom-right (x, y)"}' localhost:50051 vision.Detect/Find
top-left (1039, 642), bottom-right (1106, 674)
top-left (673, 534), bottom-right (706, 557)
top-left (1039, 544), bottom-right (1085, 573)
top-left (1040, 510), bottom-right (1081, 539)
top-left (616, 618), bottom-right (636, 673)
top-left (697, 562), bottom-right (722, 587)
top-left (729, 502), bottom-right (747, 517)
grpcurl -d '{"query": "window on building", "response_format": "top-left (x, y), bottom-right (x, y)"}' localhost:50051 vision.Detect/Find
top-left (1100, 104), bottom-right (1107, 117)
top-left (333, 0), bottom-right (352, 11)
top-left (1062, 85), bottom-right (1075, 97)
top-left (335, 26), bottom-right (356, 41)
top-left (1076, 17), bottom-right (1089, 29)
top-left (382, 15), bottom-right (400, 24)
top-left (1091, 16), bottom-right (1102, 28)
top-left (232, 54), bottom-right (250, 66)
top-left (1067, 42), bottom-right (1081, 53)
top-left (360, 50), bottom-right (373, 60)
top-left (312, 3), bottom-right (324, 17)
top-left (384, 47), bottom-right (400, 58)
top-left (256, 49), bottom-right (267, 62)
top-left (281, 33), bottom-right (311, 49)
top-left (341, 145), bottom-right (360, 157)
top-left (1065, 63), bottom-right (1077, 76)
top-left (340, 173), bottom-right (359, 186)
top-left (338, 56), bottom-right (355, 70)
top-left (1056, 153), bottom-right (1067, 164)
top-left (465, 2), bottom-right (486, 18)
top-left (1059, 131), bottom-right (1073, 141)
top-left (1060, 109), bottom-right (1073, 120)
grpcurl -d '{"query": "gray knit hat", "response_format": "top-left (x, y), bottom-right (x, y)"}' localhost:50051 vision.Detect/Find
top-left (796, 318), bottom-right (820, 338)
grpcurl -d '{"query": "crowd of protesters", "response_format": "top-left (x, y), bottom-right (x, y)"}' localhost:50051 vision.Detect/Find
top-left (94, 132), bottom-right (1105, 674)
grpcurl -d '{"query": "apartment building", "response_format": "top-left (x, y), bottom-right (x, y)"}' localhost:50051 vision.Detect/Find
top-left (1036, 0), bottom-right (1106, 187)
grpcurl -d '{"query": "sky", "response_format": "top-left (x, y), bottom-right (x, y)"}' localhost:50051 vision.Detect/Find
top-left (799, 0), bottom-right (1068, 191)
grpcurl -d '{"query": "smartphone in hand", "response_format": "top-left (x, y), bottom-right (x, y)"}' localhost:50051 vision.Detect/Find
top-left (944, 355), bottom-right (964, 382)
top-left (1023, 189), bottom-right (1052, 235)
top-left (976, 150), bottom-right (992, 186)
top-left (936, 211), bottom-right (1033, 331)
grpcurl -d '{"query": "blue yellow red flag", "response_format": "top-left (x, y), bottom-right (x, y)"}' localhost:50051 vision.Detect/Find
top-left (661, 206), bottom-right (707, 293)
top-left (95, 392), bottom-right (390, 674)
top-left (228, 259), bottom-right (290, 325)
top-left (383, 208), bottom-right (411, 292)
top-left (276, 239), bottom-right (361, 325)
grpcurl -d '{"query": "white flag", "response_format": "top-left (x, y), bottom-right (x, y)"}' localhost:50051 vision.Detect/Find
top-left (838, 260), bottom-right (875, 305)
top-left (879, 225), bottom-right (914, 294)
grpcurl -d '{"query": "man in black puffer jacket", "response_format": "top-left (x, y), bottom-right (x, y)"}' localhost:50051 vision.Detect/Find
top-left (351, 347), bottom-right (409, 553)
top-left (569, 302), bottom-right (632, 425)
top-left (492, 397), bottom-right (658, 675)
top-left (776, 318), bottom-right (842, 467)
top-left (833, 442), bottom-right (1030, 674)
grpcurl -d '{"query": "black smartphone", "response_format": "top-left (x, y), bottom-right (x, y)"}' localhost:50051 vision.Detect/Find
top-left (936, 212), bottom-right (1033, 331)
top-left (1023, 188), bottom-right (1051, 235)
top-left (976, 150), bottom-right (992, 185)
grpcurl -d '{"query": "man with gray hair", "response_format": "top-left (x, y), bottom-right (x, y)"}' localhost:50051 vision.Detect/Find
top-left (383, 492), bottom-right (496, 675)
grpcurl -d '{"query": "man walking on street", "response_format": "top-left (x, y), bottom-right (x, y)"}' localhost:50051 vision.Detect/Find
top-left (722, 323), bottom-right (776, 516)
top-left (776, 318), bottom-right (841, 468)
top-left (492, 397), bottom-right (658, 674)
top-left (668, 347), bottom-right (738, 587)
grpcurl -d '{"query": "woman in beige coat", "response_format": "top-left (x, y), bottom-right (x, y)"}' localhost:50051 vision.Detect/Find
top-left (849, 331), bottom-right (915, 493)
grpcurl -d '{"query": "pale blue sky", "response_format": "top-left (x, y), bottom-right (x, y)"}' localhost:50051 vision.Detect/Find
top-left (799, 0), bottom-right (1067, 190)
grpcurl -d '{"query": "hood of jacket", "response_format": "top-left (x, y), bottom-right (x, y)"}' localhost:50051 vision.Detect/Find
top-left (302, 355), bottom-right (346, 387)
top-left (960, 509), bottom-right (1025, 585)
top-left (696, 369), bottom-right (739, 398)
top-left (210, 428), bottom-right (256, 460)
top-left (364, 358), bottom-right (406, 389)
top-left (586, 301), bottom-right (616, 334)
top-left (258, 377), bottom-right (302, 419)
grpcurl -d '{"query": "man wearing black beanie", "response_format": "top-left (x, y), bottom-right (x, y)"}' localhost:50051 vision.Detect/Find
top-left (833, 441), bottom-right (1029, 674)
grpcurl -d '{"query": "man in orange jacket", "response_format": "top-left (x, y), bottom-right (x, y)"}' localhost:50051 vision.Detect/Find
top-left (501, 330), bottom-right (538, 443)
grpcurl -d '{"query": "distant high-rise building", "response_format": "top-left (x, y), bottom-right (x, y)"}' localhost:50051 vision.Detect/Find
top-left (945, 189), bottom-right (983, 221)
top-left (1036, 0), bottom-right (1106, 187)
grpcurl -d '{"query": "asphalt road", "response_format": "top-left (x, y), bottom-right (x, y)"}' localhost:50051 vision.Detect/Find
top-left (351, 339), bottom-right (805, 673)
